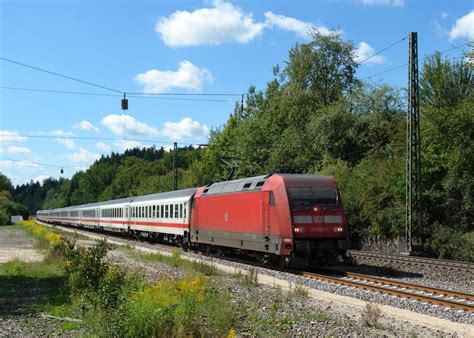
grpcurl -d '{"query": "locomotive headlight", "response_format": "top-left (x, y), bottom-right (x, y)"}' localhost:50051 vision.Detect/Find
top-left (334, 227), bottom-right (344, 232)
top-left (313, 207), bottom-right (319, 212)
top-left (294, 227), bottom-right (305, 233)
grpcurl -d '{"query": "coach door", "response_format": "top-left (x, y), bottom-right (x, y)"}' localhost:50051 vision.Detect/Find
top-left (261, 191), bottom-right (271, 242)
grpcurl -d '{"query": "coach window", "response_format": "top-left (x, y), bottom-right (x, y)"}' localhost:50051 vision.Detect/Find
top-left (161, 205), bottom-right (164, 219)
top-left (152, 206), bottom-right (155, 218)
top-left (148, 206), bottom-right (151, 218)
top-left (180, 204), bottom-right (183, 218)
top-left (175, 204), bottom-right (179, 218)
top-left (164, 205), bottom-right (168, 218)
top-left (170, 204), bottom-right (174, 219)
top-left (184, 203), bottom-right (187, 219)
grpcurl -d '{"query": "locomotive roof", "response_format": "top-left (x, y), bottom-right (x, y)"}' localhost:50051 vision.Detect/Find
top-left (202, 175), bottom-right (268, 195)
top-left (202, 174), bottom-right (334, 196)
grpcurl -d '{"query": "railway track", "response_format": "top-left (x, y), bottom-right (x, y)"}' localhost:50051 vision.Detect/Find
top-left (348, 250), bottom-right (474, 272)
top-left (300, 270), bottom-right (474, 313)
top-left (38, 220), bottom-right (474, 314)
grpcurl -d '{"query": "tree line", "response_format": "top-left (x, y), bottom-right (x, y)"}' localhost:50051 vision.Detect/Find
top-left (4, 32), bottom-right (472, 260)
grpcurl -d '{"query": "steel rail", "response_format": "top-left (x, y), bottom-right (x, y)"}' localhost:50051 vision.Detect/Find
top-left (300, 271), bottom-right (474, 313)
top-left (348, 250), bottom-right (474, 271)
top-left (343, 271), bottom-right (474, 302)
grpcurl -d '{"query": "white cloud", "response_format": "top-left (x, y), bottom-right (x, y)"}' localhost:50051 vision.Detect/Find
top-left (354, 41), bottom-right (385, 64)
top-left (156, 0), bottom-right (266, 47)
top-left (359, 0), bottom-right (404, 7)
top-left (162, 117), bottom-right (210, 141)
top-left (32, 129), bottom-right (73, 136)
top-left (66, 148), bottom-right (100, 164)
top-left (264, 12), bottom-right (335, 38)
top-left (114, 139), bottom-right (142, 151)
top-left (56, 138), bottom-right (76, 149)
top-left (51, 130), bottom-right (72, 136)
top-left (74, 120), bottom-right (100, 132)
top-left (449, 10), bottom-right (474, 41)
top-left (0, 130), bottom-right (27, 144)
top-left (135, 61), bottom-right (213, 93)
top-left (440, 11), bottom-right (448, 19)
top-left (0, 160), bottom-right (41, 171)
top-left (101, 114), bottom-right (160, 137)
top-left (96, 142), bottom-right (112, 153)
top-left (34, 175), bottom-right (51, 185)
top-left (6, 146), bottom-right (31, 154)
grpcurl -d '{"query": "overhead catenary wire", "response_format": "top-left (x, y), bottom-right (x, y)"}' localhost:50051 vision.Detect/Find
top-left (358, 35), bottom-right (408, 65)
top-left (0, 86), bottom-right (238, 103)
top-left (0, 157), bottom-right (77, 168)
top-left (361, 42), bottom-right (470, 81)
top-left (0, 133), bottom-right (195, 146)
top-left (0, 57), bottom-right (123, 94)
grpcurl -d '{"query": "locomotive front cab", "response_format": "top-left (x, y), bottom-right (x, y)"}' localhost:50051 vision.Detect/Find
top-left (287, 178), bottom-right (349, 265)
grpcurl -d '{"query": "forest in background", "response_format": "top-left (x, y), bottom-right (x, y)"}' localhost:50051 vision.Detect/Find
top-left (3, 32), bottom-right (472, 261)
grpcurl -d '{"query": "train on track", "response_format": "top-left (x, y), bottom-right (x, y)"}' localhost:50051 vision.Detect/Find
top-left (36, 172), bottom-right (349, 266)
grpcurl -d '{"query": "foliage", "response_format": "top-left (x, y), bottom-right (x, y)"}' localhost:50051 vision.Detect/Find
top-left (0, 174), bottom-right (29, 224)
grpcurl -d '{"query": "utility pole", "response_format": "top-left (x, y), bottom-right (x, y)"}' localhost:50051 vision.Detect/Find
top-left (406, 32), bottom-right (421, 254)
top-left (173, 142), bottom-right (178, 190)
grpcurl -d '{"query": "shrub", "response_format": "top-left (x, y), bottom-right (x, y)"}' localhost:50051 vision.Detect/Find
top-left (56, 238), bottom-right (115, 294)
top-left (362, 303), bottom-right (382, 327)
top-left (429, 224), bottom-right (474, 262)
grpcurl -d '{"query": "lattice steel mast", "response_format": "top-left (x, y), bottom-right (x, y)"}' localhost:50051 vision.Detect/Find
top-left (406, 32), bottom-right (421, 253)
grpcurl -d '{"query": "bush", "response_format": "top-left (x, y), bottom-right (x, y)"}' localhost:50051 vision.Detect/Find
top-left (429, 224), bottom-right (474, 262)
top-left (362, 303), bottom-right (382, 327)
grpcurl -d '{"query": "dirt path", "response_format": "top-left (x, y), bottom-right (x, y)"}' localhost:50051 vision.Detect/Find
top-left (0, 227), bottom-right (43, 263)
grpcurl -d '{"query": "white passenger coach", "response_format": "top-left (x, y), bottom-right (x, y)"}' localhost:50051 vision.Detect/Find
top-left (36, 188), bottom-right (197, 243)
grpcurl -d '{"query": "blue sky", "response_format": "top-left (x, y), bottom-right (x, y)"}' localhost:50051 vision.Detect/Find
top-left (1, 0), bottom-right (472, 186)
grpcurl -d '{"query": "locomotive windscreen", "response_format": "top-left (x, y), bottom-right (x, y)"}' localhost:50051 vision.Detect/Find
top-left (288, 187), bottom-right (338, 206)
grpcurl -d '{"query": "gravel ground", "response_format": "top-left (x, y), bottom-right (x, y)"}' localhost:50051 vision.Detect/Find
top-left (0, 316), bottom-right (86, 337)
top-left (109, 247), bottom-right (449, 337)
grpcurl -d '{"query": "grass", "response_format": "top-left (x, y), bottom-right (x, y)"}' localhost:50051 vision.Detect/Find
top-left (288, 282), bottom-right (309, 299)
top-left (0, 256), bottom-right (69, 317)
top-left (127, 247), bottom-right (219, 277)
